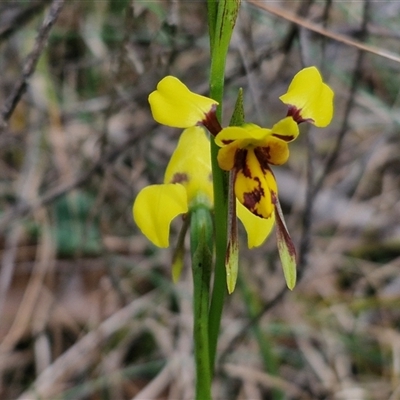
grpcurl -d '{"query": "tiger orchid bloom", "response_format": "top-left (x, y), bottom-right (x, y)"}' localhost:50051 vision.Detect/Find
top-left (215, 118), bottom-right (299, 219)
top-left (215, 119), bottom-right (298, 290)
top-left (142, 67), bottom-right (334, 291)
top-left (146, 75), bottom-right (278, 248)
top-left (214, 66), bottom-right (334, 289)
top-left (215, 66), bottom-right (333, 221)
top-left (133, 125), bottom-right (274, 257)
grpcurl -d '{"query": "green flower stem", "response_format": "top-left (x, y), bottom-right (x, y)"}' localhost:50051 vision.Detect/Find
top-left (190, 206), bottom-right (214, 400)
top-left (208, 1), bottom-right (240, 111)
top-left (208, 142), bottom-right (229, 372)
top-left (207, 0), bottom-right (218, 50)
top-left (207, 0), bottom-right (241, 375)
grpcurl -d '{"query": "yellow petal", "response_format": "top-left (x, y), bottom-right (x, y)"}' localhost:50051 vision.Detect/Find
top-left (279, 66), bottom-right (334, 127)
top-left (217, 141), bottom-right (239, 171)
top-left (237, 200), bottom-right (275, 248)
top-left (254, 138), bottom-right (289, 166)
top-left (271, 117), bottom-right (299, 142)
top-left (234, 149), bottom-right (278, 218)
top-left (164, 126), bottom-right (213, 206)
top-left (133, 184), bottom-right (188, 247)
top-left (215, 124), bottom-right (269, 147)
top-left (148, 76), bottom-right (218, 128)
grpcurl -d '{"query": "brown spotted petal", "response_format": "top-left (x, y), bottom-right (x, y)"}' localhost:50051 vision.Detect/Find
top-left (234, 148), bottom-right (278, 219)
top-left (254, 137), bottom-right (289, 166)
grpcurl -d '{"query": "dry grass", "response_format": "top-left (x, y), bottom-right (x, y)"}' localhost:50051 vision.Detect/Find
top-left (1, 0), bottom-right (400, 399)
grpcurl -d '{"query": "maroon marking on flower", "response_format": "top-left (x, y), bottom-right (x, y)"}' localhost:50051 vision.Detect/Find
top-left (254, 146), bottom-right (271, 170)
top-left (287, 105), bottom-right (314, 125)
top-left (272, 133), bottom-right (295, 142)
top-left (201, 104), bottom-right (222, 136)
top-left (234, 149), bottom-right (251, 177)
top-left (243, 176), bottom-right (264, 216)
top-left (171, 173), bottom-right (188, 184)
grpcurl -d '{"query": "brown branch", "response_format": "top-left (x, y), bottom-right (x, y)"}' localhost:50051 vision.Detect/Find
top-left (0, 0), bottom-right (52, 43)
top-left (0, 124), bottom-right (150, 233)
top-left (0, 0), bottom-right (65, 130)
top-left (247, 0), bottom-right (400, 63)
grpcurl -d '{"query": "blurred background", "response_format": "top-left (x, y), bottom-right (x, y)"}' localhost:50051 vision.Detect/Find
top-left (1, 0), bottom-right (400, 399)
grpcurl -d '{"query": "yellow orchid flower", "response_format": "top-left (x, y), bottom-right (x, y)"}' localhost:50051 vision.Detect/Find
top-left (133, 126), bottom-right (274, 252)
top-left (133, 126), bottom-right (212, 248)
top-left (148, 76), bottom-right (221, 134)
top-left (279, 66), bottom-right (334, 127)
top-left (215, 118), bottom-right (299, 218)
top-left (215, 119), bottom-right (297, 291)
top-left (215, 66), bottom-right (334, 219)
top-left (141, 67), bottom-right (333, 290)
top-left (214, 66), bottom-right (333, 290)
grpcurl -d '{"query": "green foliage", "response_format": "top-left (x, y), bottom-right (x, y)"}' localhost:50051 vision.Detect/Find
top-left (53, 191), bottom-right (101, 257)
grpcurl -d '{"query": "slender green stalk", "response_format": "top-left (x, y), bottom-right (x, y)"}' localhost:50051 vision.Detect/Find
top-left (207, 0), bottom-right (241, 374)
top-left (190, 206), bottom-right (213, 400)
top-left (208, 141), bottom-right (229, 372)
top-left (207, 0), bottom-right (218, 49)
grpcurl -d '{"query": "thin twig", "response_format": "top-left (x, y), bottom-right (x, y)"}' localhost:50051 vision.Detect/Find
top-left (0, 127), bottom-right (43, 327)
top-left (14, 291), bottom-right (158, 399)
top-left (247, 0), bottom-right (400, 64)
top-left (314, 0), bottom-right (371, 193)
top-left (0, 0), bottom-right (52, 43)
top-left (218, 283), bottom-right (287, 367)
top-left (298, 129), bottom-right (316, 270)
top-left (0, 0), bottom-right (65, 130)
top-left (0, 125), bottom-right (149, 232)
top-left (299, 0), bottom-right (370, 268)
